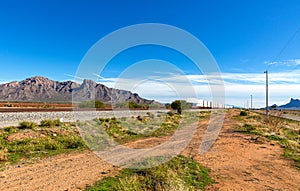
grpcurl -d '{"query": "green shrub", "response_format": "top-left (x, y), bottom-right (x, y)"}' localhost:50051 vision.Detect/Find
top-left (2, 134), bottom-right (87, 165)
top-left (167, 111), bottom-right (174, 116)
top-left (79, 100), bottom-right (105, 108)
top-left (87, 155), bottom-right (214, 191)
top-left (3, 126), bottom-right (17, 134)
top-left (114, 101), bottom-right (147, 109)
top-left (240, 110), bottom-right (248, 116)
top-left (57, 135), bottom-right (85, 149)
top-left (40, 119), bottom-right (61, 127)
top-left (18, 121), bottom-right (38, 129)
top-left (4, 103), bottom-right (13, 107)
top-left (165, 103), bottom-right (171, 109)
top-left (128, 101), bottom-right (144, 109)
top-left (243, 124), bottom-right (256, 131)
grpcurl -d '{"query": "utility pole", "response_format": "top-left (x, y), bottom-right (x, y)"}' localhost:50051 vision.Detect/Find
top-left (250, 95), bottom-right (252, 110)
top-left (264, 70), bottom-right (269, 116)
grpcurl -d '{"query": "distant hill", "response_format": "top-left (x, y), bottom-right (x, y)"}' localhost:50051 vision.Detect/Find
top-left (278, 98), bottom-right (300, 110)
top-left (0, 76), bottom-right (161, 106)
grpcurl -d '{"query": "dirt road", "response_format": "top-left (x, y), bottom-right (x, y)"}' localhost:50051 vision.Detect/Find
top-left (183, 110), bottom-right (300, 191)
top-left (1, 110), bottom-right (299, 190)
top-left (0, 151), bottom-right (119, 191)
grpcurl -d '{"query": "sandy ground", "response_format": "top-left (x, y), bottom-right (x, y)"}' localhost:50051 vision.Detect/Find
top-left (183, 110), bottom-right (300, 191)
top-left (0, 110), bottom-right (299, 191)
top-left (0, 151), bottom-right (119, 191)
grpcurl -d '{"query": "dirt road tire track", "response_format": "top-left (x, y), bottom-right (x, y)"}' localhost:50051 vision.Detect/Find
top-left (0, 151), bottom-right (119, 191)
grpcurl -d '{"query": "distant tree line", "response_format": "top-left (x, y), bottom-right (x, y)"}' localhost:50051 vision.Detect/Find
top-left (114, 101), bottom-right (148, 109)
top-left (79, 100), bottom-right (105, 108)
top-left (78, 99), bottom-right (192, 112)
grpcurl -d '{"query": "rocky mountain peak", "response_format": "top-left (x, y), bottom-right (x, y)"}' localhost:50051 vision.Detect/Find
top-left (81, 79), bottom-right (97, 87)
top-left (0, 76), bottom-right (160, 106)
top-left (278, 98), bottom-right (300, 109)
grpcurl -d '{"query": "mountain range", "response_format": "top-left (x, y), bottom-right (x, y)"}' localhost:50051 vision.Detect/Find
top-left (277, 98), bottom-right (300, 110)
top-left (0, 76), bottom-right (159, 106)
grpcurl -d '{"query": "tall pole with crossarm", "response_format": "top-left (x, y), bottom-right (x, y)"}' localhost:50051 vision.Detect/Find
top-left (264, 70), bottom-right (269, 116)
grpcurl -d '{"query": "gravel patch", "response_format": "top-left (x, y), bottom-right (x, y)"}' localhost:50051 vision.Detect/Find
top-left (0, 110), bottom-right (169, 128)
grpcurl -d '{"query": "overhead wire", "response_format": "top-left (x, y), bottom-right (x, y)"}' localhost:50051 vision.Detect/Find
top-left (267, 26), bottom-right (300, 72)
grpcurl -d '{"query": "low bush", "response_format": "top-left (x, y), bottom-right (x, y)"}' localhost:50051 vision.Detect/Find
top-left (243, 124), bottom-right (256, 131)
top-left (4, 103), bottom-right (13, 107)
top-left (240, 110), bottom-right (248, 116)
top-left (18, 121), bottom-right (38, 129)
top-left (167, 111), bottom-right (174, 116)
top-left (40, 119), bottom-right (61, 127)
top-left (3, 126), bottom-right (17, 134)
top-left (86, 155), bottom-right (214, 191)
top-left (1, 134), bottom-right (86, 164)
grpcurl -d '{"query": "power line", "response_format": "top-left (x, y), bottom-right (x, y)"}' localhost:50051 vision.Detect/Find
top-left (268, 26), bottom-right (300, 66)
top-left (264, 26), bottom-right (300, 111)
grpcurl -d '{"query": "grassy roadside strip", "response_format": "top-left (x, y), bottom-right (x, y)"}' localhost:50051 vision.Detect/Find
top-left (0, 120), bottom-right (87, 169)
top-left (86, 155), bottom-right (214, 191)
top-left (233, 110), bottom-right (300, 169)
top-left (94, 112), bottom-right (189, 144)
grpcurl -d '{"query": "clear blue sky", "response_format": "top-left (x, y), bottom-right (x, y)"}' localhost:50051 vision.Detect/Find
top-left (1, 0), bottom-right (300, 107)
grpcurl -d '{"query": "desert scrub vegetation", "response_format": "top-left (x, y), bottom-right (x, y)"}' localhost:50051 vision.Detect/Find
top-left (0, 120), bottom-right (86, 167)
top-left (3, 103), bottom-right (13, 107)
top-left (40, 119), bottom-right (61, 127)
top-left (239, 110), bottom-right (248, 116)
top-left (18, 121), bottom-right (38, 129)
top-left (0, 111), bottom-right (208, 168)
top-left (88, 112), bottom-right (183, 144)
top-left (86, 155), bottom-right (214, 191)
top-left (85, 111), bottom-right (206, 145)
top-left (114, 101), bottom-right (148, 109)
top-left (233, 109), bottom-right (300, 169)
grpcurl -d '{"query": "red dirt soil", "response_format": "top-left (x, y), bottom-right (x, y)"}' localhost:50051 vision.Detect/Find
top-left (183, 110), bottom-right (300, 191)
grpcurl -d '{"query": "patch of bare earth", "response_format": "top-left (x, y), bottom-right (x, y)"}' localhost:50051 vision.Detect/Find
top-left (182, 110), bottom-right (300, 191)
top-left (0, 151), bottom-right (119, 191)
top-left (5, 131), bottom-right (46, 142)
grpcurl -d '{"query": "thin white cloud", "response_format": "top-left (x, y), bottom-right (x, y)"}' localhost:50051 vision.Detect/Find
top-left (267, 59), bottom-right (300, 67)
top-left (0, 80), bottom-right (9, 84)
top-left (92, 73), bottom-right (104, 79)
top-left (96, 70), bottom-right (300, 108)
top-left (64, 73), bottom-right (85, 82)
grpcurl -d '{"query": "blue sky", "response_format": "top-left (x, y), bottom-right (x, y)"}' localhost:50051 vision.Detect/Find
top-left (0, 0), bottom-right (300, 107)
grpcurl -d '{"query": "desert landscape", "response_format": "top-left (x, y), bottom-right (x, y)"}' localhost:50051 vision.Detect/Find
top-left (1, 1), bottom-right (300, 190)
